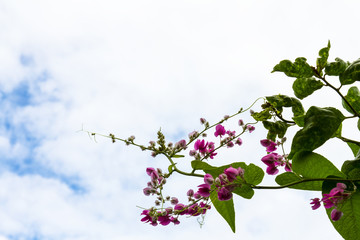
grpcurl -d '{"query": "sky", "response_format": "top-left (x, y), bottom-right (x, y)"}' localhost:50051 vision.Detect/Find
top-left (0, 0), bottom-right (359, 239)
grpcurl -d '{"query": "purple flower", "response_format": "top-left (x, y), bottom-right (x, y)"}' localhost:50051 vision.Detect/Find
top-left (238, 119), bottom-right (244, 126)
top-left (158, 214), bottom-right (171, 226)
top-left (214, 124), bottom-right (226, 137)
top-left (331, 208), bottom-right (343, 221)
top-left (204, 173), bottom-right (214, 185)
top-left (143, 187), bottom-right (152, 196)
top-left (197, 184), bottom-right (211, 197)
top-left (146, 167), bottom-right (159, 181)
top-left (170, 197), bottom-right (179, 205)
top-left (217, 187), bottom-right (233, 201)
top-left (310, 198), bottom-right (321, 210)
top-left (235, 138), bottom-right (242, 146)
top-left (187, 189), bottom-right (194, 197)
top-left (247, 125), bottom-right (255, 133)
top-left (260, 139), bottom-right (277, 152)
top-left (175, 139), bottom-right (187, 149)
top-left (226, 141), bottom-right (234, 148)
top-left (224, 167), bottom-right (239, 182)
top-left (174, 203), bottom-right (187, 215)
top-left (194, 139), bottom-right (208, 153)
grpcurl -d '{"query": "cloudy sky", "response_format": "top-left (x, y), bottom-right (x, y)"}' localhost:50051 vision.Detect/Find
top-left (0, 0), bottom-right (359, 239)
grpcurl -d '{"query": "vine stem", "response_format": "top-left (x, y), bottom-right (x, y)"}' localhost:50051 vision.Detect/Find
top-left (251, 177), bottom-right (360, 190)
top-left (314, 71), bottom-right (360, 118)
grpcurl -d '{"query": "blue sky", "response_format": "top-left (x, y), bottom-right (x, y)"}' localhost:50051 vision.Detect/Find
top-left (0, 0), bottom-right (359, 239)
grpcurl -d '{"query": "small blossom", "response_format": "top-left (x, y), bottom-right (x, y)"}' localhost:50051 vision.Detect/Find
top-left (189, 150), bottom-right (197, 156)
top-left (238, 119), bottom-right (244, 126)
top-left (175, 139), bottom-right (187, 149)
top-left (194, 139), bottom-right (208, 153)
top-left (224, 167), bottom-right (239, 182)
top-left (246, 125), bottom-right (255, 133)
top-left (200, 118), bottom-right (207, 124)
top-left (143, 187), bottom-right (152, 196)
top-left (310, 198), bottom-right (321, 210)
top-left (226, 141), bottom-right (234, 148)
top-left (187, 189), bottom-right (194, 197)
top-left (223, 115), bottom-right (230, 120)
top-left (170, 197), bottom-right (179, 205)
top-left (204, 173), bottom-right (214, 185)
top-left (188, 131), bottom-right (199, 139)
top-left (331, 208), bottom-right (343, 221)
top-left (197, 184), bottom-right (211, 197)
top-left (235, 138), bottom-right (243, 146)
top-left (214, 124), bottom-right (226, 137)
top-left (260, 139), bottom-right (277, 152)
top-left (217, 187), bottom-right (233, 201)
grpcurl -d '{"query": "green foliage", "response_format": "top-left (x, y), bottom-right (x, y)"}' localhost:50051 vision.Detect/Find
top-left (262, 120), bottom-right (289, 141)
top-left (316, 40), bottom-right (331, 73)
top-left (322, 180), bottom-right (360, 240)
top-left (342, 86), bottom-right (360, 115)
top-left (272, 57), bottom-right (314, 78)
top-left (210, 190), bottom-right (236, 233)
top-left (191, 161), bottom-right (264, 189)
top-left (275, 152), bottom-right (345, 190)
top-left (347, 142), bottom-right (360, 157)
top-left (339, 58), bottom-right (360, 85)
top-left (289, 107), bottom-right (344, 158)
top-left (325, 58), bottom-right (348, 76)
top-left (292, 77), bottom-right (324, 99)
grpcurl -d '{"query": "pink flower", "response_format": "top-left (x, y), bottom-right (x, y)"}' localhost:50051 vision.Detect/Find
top-left (204, 173), bottom-right (214, 185)
top-left (194, 139), bottom-right (208, 153)
top-left (217, 187), bottom-right (233, 201)
top-left (197, 184), bottom-right (211, 197)
top-left (260, 139), bottom-right (277, 152)
top-left (247, 125), bottom-right (255, 133)
top-left (310, 198), bottom-right (321, 210)
top-left (214, 124), bottom-right (226, 137)
top-left (331, 208), bottom-right (343, 221)
top-left (224, 167), bottom-right (239, 182)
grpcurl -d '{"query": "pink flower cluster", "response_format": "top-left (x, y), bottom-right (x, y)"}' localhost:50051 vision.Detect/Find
top-left (195, 166), bottom-right (244, 201)
top-left (190, 139), bottom-right (217, 159)
top-left (260, 139), bottom-right (291, 175)
top-left (141, 167), bottom-right (211, 226)
top-left (310, 183), bottom-right (351, 221)
top-left (140, 200), bottom-right (211, 226)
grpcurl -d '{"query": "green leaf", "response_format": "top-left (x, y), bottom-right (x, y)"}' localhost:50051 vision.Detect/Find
top-left (276, 152), bottom-right (345, 191)
top-left (322, 180), bottom-right (360, 240)
top-left (232, 184), bottom-right (254, 199)
top-left (210, 189), bottom-right (236, 232)
top-left (292, 151), bottom-right (345, 190)
top-left (262, 121), bottom-right (289, 141)
top-left (243, 163), bottom-right (265, 185)
top-left (275, 172), bottom-right (314, 190)
top-left (316, 40), bottom-right (331, 72)
top-left (266, 94), bottom-right (305, 117)
top-left (292, 77), bottom-right (324, 99)
top-left (191, 161), bottom-right (264, 200)
top-left (342, 86), bottom-right (360, 115)
top-left (341, 159), bottom-right (360, 178)
top-left (340, 58), bottom-right (360, 85)
top-left (272, 57), bottom-right (314, 78)
top-left (289, 107), bottom-right (345, 158)
top-left (191, 160), bottom-right (215, 171)
top-left (347, 142), bottom-right (360, 157)
top-left (331, 123), bottom-right (342, 138)
top-left (325, 58), bottom-right (348, 76)
top-left (252, 108), bottom-right (272, 121)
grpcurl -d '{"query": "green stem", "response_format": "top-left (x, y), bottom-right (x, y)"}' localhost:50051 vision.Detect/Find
top-left (315, 71), bottom-right (360, 118)
top-left (251, 178), bottom-right (360, 190)
top-left (337, 136), bottom-right (360, 146)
